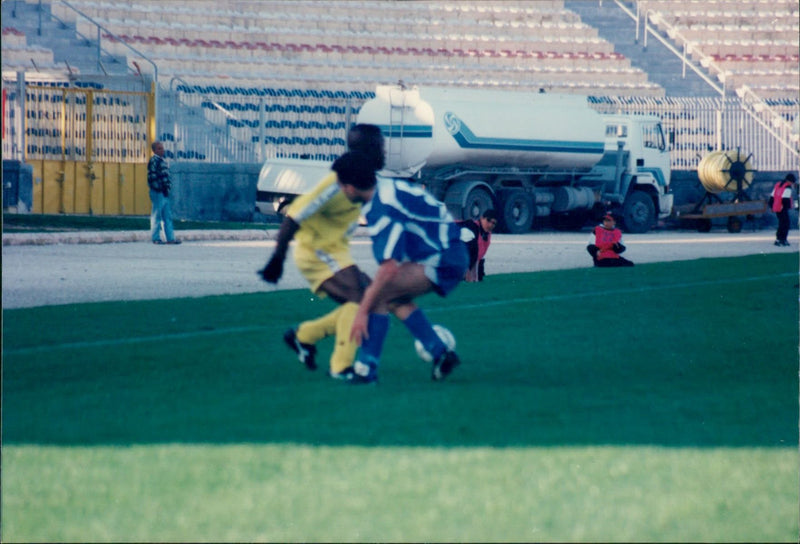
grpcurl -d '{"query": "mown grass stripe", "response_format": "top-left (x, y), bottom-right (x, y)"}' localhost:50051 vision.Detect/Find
top-left (4, 271), bottom-right (794, 356)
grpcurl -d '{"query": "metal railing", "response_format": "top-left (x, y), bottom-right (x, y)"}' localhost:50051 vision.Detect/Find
top-left (159, 83), bottom-right (362, 164)
top-left (53, 0), bottom-right (158, 86)
top-left (53, 0), bottom-right (159, 134)
top-left (736, 85), bottom-right (800, 169)
top-left (6, 71), bottom-right (797, 172)
top-left (617, 0), bottom-right (724, 97)
top-left (588, 94), bottom-right (798, 172)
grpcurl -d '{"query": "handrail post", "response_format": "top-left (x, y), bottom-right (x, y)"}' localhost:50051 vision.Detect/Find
top-left (258, 95), bottom-right (265, 162)
top-left (641, 8), bottom-right (724, 98)
top-left (58, 0), bottom-right (158, 88)
top-left (681, 43), bottom-right (687, 78)
top-left (96, 26), bottom-right (102, 73)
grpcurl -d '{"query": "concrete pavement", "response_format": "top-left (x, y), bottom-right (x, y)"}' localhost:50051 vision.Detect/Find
top-left (3, 227), bottom-right (796, 309)
top-left (2, 229), bottom-right (279, 246)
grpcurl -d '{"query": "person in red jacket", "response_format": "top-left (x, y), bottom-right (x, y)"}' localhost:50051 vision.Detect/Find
top-left (768, 173), bottom-right (796, 247)
top-left (587, 213), bottom-right (634, 267)
top-left (458, 209), bottom-right (498, 282)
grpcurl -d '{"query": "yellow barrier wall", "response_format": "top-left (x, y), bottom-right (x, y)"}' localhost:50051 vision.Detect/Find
top-left (28, 159), bottom-right (150, 215)
top-left (22, 85), bottom-right (154, 216)
top-left (133, 163), bottom-right (150, 215)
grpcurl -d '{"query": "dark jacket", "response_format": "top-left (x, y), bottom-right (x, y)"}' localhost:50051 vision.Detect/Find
top-left (147, 154), bottom-right (171, 196)
top-left (458, 219), bottom-right (490, 280)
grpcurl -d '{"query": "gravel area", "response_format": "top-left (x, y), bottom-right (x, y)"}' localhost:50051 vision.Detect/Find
top-left (2, 228), bottom-right (796, 309)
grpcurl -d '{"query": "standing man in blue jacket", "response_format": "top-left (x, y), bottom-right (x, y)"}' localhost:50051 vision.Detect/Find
top-left (147, 141), bottom-right (181, 245)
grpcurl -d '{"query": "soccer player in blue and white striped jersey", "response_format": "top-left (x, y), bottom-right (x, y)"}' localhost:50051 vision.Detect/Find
top-left (334, 156), bottom-right (468, 384)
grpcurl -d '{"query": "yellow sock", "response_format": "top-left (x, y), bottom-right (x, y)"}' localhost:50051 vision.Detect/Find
top-left (296, 306), bottom-right (340, 345)
top-left (330, 302), bottom-right (360, 374)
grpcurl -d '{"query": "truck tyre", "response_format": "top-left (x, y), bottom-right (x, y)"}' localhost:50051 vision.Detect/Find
top-left (445, 182), bottom-right (494, 221)
top-left (497, 188), bottom-right (533, 234)
top-left (622, 191), bottom-right (655, 233)
top-left (727, 216), bottom-right (743, 233)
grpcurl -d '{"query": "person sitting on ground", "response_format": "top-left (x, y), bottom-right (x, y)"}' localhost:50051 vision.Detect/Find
top-left (587, 213), bottom-right (634, 267)
top-left (458, 209), bottom-right (498, 282)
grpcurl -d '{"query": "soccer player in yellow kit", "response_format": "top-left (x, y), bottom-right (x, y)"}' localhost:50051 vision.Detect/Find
top-left (258, 125), bottom-right (384, 379)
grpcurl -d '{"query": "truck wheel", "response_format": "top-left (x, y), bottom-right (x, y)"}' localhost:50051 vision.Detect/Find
top-left (497, 189), bottom-right (533, 234)
top-left (444, 182), bottom-right (495, 221)
top-left (727, 216), bottom-right (743, 233)
top-left (622, 191), bottom-right (655, 233)
top-left (463, 186), bottom-right (494, 222)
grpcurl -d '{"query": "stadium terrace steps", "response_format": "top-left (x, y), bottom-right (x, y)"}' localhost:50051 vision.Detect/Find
top-left (1, 0), bottom-right (127, 76)
top-left (563, 0), bottom-right (720, 98)
top-left (569, 0), bottom-right (798, 100)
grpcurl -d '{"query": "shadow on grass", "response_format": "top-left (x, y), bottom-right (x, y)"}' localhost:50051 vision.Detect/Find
top-left (3, 255), bottom-right (798, 449)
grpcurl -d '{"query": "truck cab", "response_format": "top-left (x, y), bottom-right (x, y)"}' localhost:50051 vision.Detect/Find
top-left (599, 115), bottom-right (673, 232)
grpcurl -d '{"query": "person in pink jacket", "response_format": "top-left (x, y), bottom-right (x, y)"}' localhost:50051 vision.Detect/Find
top-left (587, 213), bottom-right (634, 267)
top-left (769, 173), bottom-right (796, 247)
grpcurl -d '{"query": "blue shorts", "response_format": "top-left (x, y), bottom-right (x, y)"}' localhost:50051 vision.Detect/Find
top-left (424, 241), bottom-right (469, 297)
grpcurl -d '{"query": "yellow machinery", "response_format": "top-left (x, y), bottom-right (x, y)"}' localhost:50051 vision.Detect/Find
top-left (677, 148), bottom-right (765, 233)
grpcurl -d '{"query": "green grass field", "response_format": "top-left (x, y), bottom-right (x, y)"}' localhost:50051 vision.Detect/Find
top-left (2, 253), bottom-right (798, 542)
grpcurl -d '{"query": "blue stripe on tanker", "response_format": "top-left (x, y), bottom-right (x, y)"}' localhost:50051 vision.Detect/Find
top-left (376, 122), bottom-right (605, 155)
top-left (451, 118), bottom-right (605, 155)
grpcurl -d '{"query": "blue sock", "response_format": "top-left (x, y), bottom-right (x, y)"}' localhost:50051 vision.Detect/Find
top-left (357, 313), bottom-right (390, 370)
top-left (402, 308), bottom-right (446, 360)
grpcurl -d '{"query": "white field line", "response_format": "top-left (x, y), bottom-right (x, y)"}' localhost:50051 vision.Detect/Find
top-left (4, 272), bottom-right (796, 356)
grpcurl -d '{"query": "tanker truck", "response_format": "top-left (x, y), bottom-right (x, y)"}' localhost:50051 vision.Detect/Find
top-left (256, 84), bottom-right (673, 233)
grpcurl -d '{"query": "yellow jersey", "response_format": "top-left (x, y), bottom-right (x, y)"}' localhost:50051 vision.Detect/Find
top-left (286, 171), bottom-right (361, 253)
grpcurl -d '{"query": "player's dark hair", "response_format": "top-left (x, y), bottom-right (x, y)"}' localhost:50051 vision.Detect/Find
top-left (786, 173), bottom-right (797, 183)
top-left (332, 151), bottom-right (377, 191)
top-left (348, 124), bottom-right (385, 171)
top-left (482, 209), bottom-right (498, 221)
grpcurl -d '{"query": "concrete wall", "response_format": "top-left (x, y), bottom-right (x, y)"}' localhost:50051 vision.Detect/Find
top-left (169, 162), bottom-right (262, 222)
top-left (164, 162), bottom-right (793, 228)
top-left (5, 158), bottom-right (795, 231)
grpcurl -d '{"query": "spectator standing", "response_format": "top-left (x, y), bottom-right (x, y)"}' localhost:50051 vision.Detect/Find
top-left (147, 141), bottom-right (180, 245)
top-left (769, 173), bottom-right (796, 247)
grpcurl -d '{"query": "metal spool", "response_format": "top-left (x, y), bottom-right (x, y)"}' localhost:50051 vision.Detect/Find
top-left (697, 149), bottom-right (756, 195)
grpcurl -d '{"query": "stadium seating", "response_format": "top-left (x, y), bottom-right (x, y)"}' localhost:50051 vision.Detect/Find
top-left (50, 0), bottom-right (662, 97)
top-left (640, 0), bottom-right (799, 100)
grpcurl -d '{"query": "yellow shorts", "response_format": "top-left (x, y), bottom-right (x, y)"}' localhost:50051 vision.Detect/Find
top-left (293, 243), bottom-right (355, 295)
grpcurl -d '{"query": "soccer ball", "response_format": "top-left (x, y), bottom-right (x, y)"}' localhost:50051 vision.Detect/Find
top-left (414, 324), bottom-right (456, 363)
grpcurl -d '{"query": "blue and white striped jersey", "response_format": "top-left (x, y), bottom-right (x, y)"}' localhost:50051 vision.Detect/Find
top-left (363, 176), bottom-right (462, 265)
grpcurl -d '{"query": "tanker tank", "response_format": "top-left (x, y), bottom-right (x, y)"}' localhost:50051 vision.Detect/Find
top-left (357, 86), bottom-right (608, 177)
